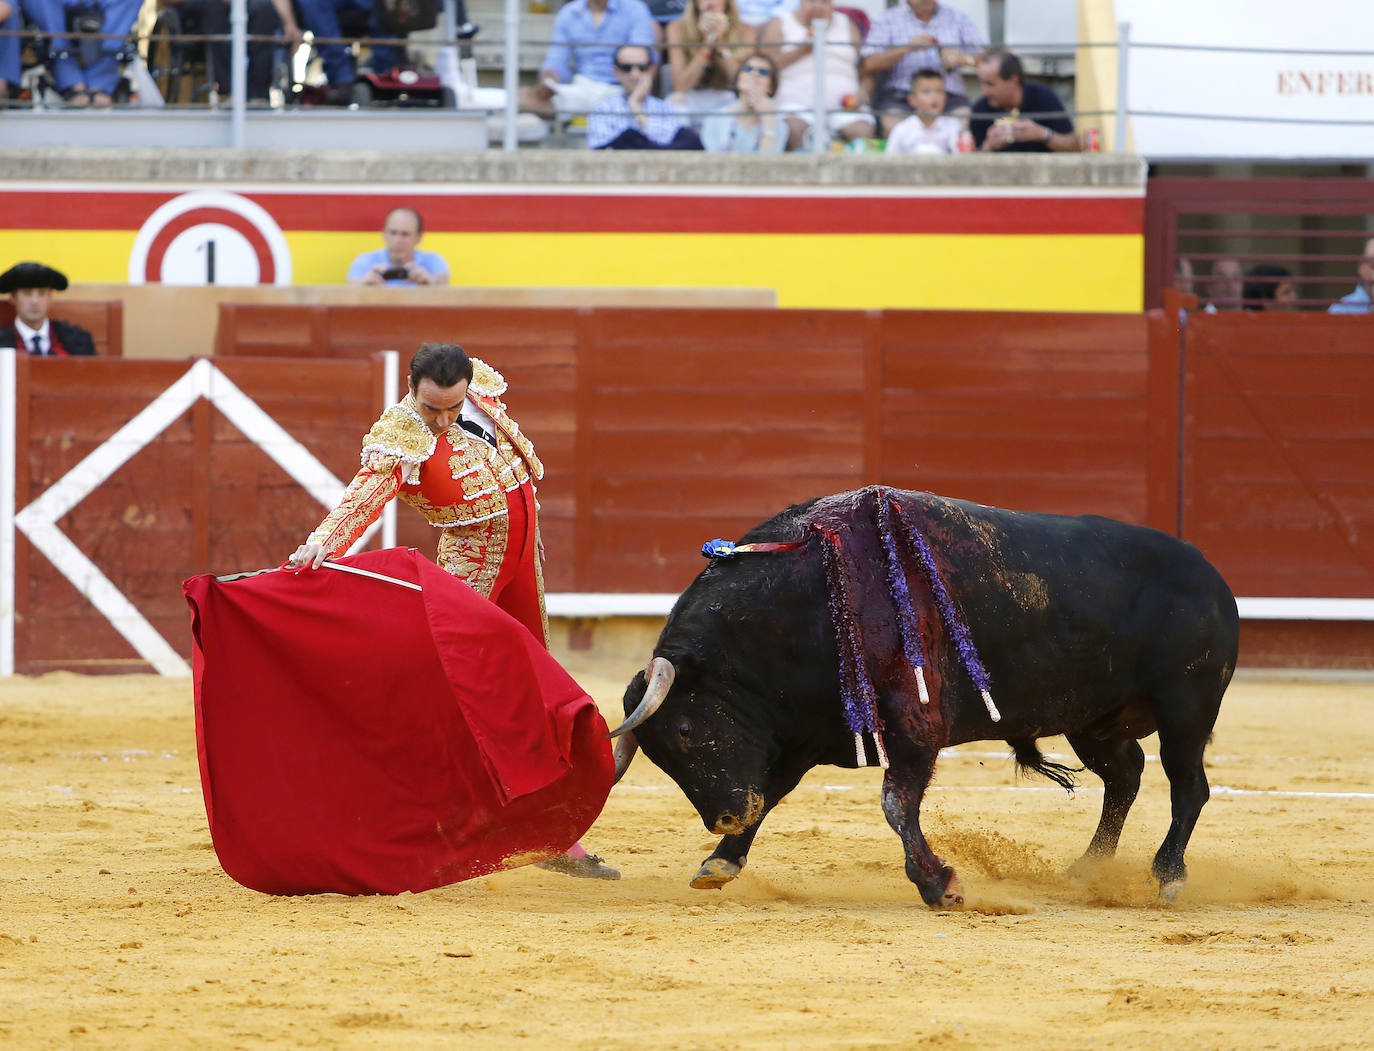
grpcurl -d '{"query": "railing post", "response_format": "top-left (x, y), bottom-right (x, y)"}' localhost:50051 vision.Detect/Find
top-left (230, 0), bottom-right (247, 146)
top-left (1115, 20), bottom-right (1129, 155)
top-left (503, 0), bottom-right (520, 150)
top-left (810, 17), bottom-right (829, 153)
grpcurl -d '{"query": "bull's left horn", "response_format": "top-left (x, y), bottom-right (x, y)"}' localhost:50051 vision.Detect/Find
top-left (612, 732), bottom-right (639, 785)
top-left (607, 656), bottom-right (675, 738)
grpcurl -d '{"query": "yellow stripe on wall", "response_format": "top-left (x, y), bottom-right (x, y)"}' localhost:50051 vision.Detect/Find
top-left (0, 232), bottom-right (137, 284)
top-left (294, 231), bottom-right (1144, 313)
top-left (5, 230), bottom-right (1143, 313)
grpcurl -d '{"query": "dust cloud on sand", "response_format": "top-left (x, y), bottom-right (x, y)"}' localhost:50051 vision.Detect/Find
top-left (2, 647), bottom-right (1373, 1049)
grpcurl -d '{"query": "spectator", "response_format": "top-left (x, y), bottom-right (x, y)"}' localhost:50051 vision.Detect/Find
top-left (20, 0), bottom-right (143, 106)
top-left (883, 67), bottom-right (961, 155)
top-left (860, 0), bottom-right (985, 138)
top-left (735, 0), bottom-right (793, 40)
top-left (293, 0), bottom-right (405, 105)
top-left (347, 207), bottom-right (451, 286)
top-left (645, 0), bottom-right (685, 40)
top-left (1328, 237), bottom-right (1374, 314)
top-left (1205, 257), bottom-right (1243, 312)
top-left (587, 43), bottom-right (704, 149)
top-left (701, 50), bottom-right (785, 152)
top-left (1175, 257), bottom-right (1195, 295)
top-left (0, 262), bottom-right (96, 356)
top-left (518, 0), bottom-right (656, 121)
top-left (1242, 265), bottom-right (1297, 311)
top-left (666, 0), bottom-right (750, 125)
top-left (1, 1), bottom-right (18, 105)
top-left (761, 0), bottom-right (874, 151)
top-left (172, 0), bottom-right (302, 106)
top-left (969, 47), bottom-right (1079, 153)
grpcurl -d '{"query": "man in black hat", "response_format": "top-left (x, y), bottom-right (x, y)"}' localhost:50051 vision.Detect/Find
top-left (0, 262), bottom-right (96, 357)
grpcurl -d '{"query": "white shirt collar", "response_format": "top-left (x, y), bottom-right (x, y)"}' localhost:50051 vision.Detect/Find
top-left (461, 396), bottom-right (495, 437)
top-left (14, 317), bottom-right (50, 353)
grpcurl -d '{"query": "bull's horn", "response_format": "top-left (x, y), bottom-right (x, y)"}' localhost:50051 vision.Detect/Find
top-left (612, 732), bottom-right (639, 785)
top-left (607, 656), bottom-right (675, 738)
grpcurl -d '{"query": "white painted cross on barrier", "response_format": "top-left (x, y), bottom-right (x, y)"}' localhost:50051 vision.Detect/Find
top-left (0, 349), bottom-right (398, 677)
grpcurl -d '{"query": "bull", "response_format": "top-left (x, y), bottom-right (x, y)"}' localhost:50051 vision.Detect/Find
top-left (611, 487), bottom-right (1238, 907)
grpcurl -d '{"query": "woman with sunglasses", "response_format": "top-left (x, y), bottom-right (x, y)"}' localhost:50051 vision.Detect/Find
top-left (701, 51), bottom-right (786, 152)
top-left (666, 0), bottom-right (751, 125)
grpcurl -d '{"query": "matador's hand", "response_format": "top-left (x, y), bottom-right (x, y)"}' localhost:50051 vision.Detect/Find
top-left (287, 541), bottom-right (329, 569)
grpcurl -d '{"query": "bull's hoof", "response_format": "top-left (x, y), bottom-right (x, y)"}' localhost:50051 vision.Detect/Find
top-left (690, 857), bottom-right (741, 889)
top-left (940, 873), bottom-right (966, 909)
top-left (1157, 876), bottom-right (1186, 903)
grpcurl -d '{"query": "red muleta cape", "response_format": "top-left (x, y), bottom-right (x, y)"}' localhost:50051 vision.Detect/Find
top-left (182, 548), bottom-right (614, 896)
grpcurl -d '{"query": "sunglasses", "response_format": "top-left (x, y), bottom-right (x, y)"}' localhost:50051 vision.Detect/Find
top-left (740, 64), bottom-right (771, 76)
top-left (616, 61), bottom-right (652, 72)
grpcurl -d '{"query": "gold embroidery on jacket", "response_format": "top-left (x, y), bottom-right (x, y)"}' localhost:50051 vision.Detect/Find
top-left (309, 456), bottom-right (404, 555)
top-left (437, 515), bottom-right (509, 597)
top-left (361, 401), bottom-right (435, 483)
top-left (469, 358), bottom-right (508, 398)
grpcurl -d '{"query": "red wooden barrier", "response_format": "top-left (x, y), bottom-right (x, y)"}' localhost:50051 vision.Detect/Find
top-left (5, 302), bottom-right (1371, 673)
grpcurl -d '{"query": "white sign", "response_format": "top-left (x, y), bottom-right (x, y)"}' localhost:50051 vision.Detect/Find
top-left (1115, 0), bottom-right (1374, 159)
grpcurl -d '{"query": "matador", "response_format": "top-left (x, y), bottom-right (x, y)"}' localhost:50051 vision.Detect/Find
top-left (290, 342), bottom-right (548, 647)
top-left (288, 343), bottom-right (619, 879)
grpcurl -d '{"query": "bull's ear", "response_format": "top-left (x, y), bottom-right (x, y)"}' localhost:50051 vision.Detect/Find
top-left (663, 649), bottom-right (700, 677)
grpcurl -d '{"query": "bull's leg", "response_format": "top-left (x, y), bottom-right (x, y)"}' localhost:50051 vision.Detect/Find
top-left (1151, 714), bottom-right (1213, 902)
top-left (882, 751), bottom-right (963, 908)
top-left (690, 825), bottom-right (761, 889)
top-left (690, 764), bottom-right (810, 890)
top-left (1064, 730), bottom-right (1145, 874)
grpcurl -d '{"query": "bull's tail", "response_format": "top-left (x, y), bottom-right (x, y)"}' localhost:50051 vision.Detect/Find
top-left (1008, 738), bottom-right (1080, 793)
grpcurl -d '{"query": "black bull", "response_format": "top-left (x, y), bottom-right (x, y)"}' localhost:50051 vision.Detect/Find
top-left (612, 487), bottom-right (1239, 907)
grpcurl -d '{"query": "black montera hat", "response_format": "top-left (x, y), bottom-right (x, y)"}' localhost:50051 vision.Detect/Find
top-left (0, 262), bottom-right (70, 294)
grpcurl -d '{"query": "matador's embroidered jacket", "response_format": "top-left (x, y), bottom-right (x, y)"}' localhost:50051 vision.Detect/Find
top-left (308, 359), bottom-right (546, 603)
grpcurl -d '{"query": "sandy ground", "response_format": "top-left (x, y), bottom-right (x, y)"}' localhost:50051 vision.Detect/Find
top-left (3, 631), bottom-right (1374, 1049)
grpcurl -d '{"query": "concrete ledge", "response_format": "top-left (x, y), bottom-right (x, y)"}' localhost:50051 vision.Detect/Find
top-left (0, 112), bottom-right (488, 153)
top-left (0, 148), bottom-right (1146, 189)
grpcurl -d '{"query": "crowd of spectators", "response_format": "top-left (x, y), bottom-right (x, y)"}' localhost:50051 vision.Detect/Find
top-left (1175, 250), bottom-right (1374, 315)
top-left (523, 0), bottom-right (1080, 153)
top-left (1, 0), bottom-right (1084, 157)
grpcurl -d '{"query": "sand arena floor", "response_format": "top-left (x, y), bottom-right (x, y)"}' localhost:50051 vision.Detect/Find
top-left (2, 630), bottom-right (1373, 1049)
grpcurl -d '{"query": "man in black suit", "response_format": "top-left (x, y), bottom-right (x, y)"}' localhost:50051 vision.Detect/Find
top-left (0, 262), bottom-right (96, 357)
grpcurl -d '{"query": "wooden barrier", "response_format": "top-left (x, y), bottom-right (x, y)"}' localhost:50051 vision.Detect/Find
top-left (67, 284), bottom-right (777, 361)
top-left (0, 300), bottom-right (124, 357)
top-left (4, 300), bottom-right (1371, 673)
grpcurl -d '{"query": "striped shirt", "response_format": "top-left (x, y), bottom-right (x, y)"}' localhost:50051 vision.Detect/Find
top-left (861, 1), bottom-right (986, 98)
top-left (587, 93), bottom-right (690, 148)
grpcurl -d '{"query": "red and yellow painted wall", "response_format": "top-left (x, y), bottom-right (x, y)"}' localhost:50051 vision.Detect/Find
top-left (0, 183), bottom-right (1144, 312)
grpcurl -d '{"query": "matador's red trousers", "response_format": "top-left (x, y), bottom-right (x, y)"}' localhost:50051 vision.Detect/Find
top-left (487, 480), bottom-right (547, 650)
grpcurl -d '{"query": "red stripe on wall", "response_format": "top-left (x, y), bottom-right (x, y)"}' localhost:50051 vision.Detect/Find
top-left (1, 190), bottom-right (1143, 235)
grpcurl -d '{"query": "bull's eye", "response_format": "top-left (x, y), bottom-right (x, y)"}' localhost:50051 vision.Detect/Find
top-left (676, 717), bottom-right (693, 745)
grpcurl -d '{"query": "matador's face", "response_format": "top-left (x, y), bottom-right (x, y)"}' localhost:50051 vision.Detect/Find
top-left (411, 377), bottom-right (469, 434)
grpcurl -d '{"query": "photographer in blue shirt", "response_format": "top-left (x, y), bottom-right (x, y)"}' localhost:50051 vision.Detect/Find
top-left (347, 207), bottom-right (451, 287)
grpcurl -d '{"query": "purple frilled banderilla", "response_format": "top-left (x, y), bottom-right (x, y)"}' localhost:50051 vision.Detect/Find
top-left (701, 487), bottom-right (1000, 768)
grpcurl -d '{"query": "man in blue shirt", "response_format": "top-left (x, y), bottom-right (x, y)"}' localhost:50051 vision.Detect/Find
top-left (518, 0), bottom-right (656, 120)
top-left (347, 208), bottom-right (451, 286)
top-left (1328, 237), bottom-right (1373, 314)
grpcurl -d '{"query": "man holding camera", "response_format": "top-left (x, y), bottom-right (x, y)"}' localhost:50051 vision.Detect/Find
top-left (347, 206), bottom-right (451, 286)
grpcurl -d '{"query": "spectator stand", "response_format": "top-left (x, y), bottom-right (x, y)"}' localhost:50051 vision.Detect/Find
top-left (7, 2), bottom-right (147, 109)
